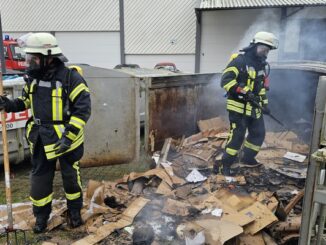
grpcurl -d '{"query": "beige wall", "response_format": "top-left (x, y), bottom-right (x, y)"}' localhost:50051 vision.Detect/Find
top-left (200, 8), bottom-right (281, 73)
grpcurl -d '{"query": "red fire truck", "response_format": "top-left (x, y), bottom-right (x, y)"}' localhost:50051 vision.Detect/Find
top-left (3, 35), bottom-right (26, 71)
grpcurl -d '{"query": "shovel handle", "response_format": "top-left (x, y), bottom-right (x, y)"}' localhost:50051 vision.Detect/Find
top-left (0, 72), bottom-right (13, 229)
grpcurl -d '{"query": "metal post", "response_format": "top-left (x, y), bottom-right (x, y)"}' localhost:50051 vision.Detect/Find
top-left (299, 76), bottom-right (326, 245)
top-left (119, 0), bottom-right (125, 65)
top-left (194, 9), bottom-right (202, 73)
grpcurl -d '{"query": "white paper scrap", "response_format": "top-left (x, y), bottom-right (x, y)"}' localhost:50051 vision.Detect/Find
top-left (186, 169), bottom-right (207, 183)
top-left (185, 231), bottom-right (205, 245)
top-left (283, 152), bottom-right (306, 162)
top-left (211, 208), bottom-right (223, 217)
top-left (152, 153), bottom-right (160, 164)
top-left (225, 176), bottom-right (236, 183)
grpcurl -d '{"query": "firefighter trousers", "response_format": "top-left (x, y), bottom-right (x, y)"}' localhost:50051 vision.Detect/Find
top-left (30, 136), bottom-right (83, 219)
top-left (222, 111), bottom-right (265, 165)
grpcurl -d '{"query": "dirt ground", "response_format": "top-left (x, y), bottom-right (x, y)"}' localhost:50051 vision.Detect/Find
top-left (0, 142), bottom-right (151, 244)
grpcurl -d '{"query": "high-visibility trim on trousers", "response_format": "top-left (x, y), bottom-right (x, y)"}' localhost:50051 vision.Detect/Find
top-left (30, 193), bottom-right (53, 207)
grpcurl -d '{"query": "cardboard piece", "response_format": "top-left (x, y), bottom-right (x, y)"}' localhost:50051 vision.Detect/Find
top-left (156, 181), bottom-right (173, 196)
top-left (86, 180), bottom-right (104, 200)
top-left (162, 198), bottom-right (190, 216)
top-left (215, 175), bottom-right (246, 185)
top-left (119, 168), bottom-right (174, 187)
top-left (240, 201), bottom-right (278, 235)
top-left (72, 197), bottom-right (149, 245)
top-left (197, 117), bottom-right (228, 133)
top-left (189, 194), bottom-right (254, 227)
top-left (283, 151), bottom-right (306, 162)
top-left (237, 232), bottom-right (265, 245)
top-left (195, 219), bottom-right (243, 244)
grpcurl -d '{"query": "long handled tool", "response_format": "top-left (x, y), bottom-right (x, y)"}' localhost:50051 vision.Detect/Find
top-left (250, 99), bottom-right (285, 127)
top-left (0, 71), bottom-right (27, 244)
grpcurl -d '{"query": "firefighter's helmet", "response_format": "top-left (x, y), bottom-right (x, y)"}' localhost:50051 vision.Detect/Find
top-left (19, 32), bottom-right (68, 61)
top-left (252, 32), bottom-right (279, 50)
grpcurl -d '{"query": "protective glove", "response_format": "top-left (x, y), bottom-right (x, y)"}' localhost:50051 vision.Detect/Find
top-left (0, 96), bottom-right (10, 110)
top-left (262, 105), bottom-right (271, 115)
top-left (244, 91), bottom-right (256, 102)
top-left (54, 136), bottom-right (72, 154)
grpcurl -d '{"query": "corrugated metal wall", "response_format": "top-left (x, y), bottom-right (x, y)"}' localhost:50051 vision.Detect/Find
top-left (0, 0), bottom-right (119, 31)
top-left (124, 0), bottom-right (197, 54)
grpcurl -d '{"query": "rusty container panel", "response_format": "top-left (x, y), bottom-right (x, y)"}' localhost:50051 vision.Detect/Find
top-left (80, 65), bottom-right (140, 167)
top-left (145, 73), bottom-right (225, 151)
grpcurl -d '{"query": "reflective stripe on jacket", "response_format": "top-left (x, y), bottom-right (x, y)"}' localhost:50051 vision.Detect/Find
top-left (220, 53), bottom-right (268, 119)
top-left (13, 64), bottom-right (91, 159)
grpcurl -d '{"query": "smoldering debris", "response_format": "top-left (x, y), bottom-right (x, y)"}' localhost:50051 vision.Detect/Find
top-left (0, 116), bottom-right (311, 244)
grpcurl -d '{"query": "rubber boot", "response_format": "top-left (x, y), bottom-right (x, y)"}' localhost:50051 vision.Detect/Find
top-left (33, 216), bottom-right (48, 234)
top-left (240, 151), bottom-right (261, 167)
top-left (68, 209), bottom-right (83, 228)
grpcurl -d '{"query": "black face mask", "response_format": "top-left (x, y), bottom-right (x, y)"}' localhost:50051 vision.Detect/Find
top-left (26, 56), bottom-right (44, 79)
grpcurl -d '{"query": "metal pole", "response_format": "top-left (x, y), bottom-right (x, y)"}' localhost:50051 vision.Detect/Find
top-left (0, 70), bottom-right (13, 230)
top-left (194, 9), bottom-right (202, 73)
top-left (119, 0), bottom-right (125, 65)
top-left (299, 76), bottom-right (326, 245)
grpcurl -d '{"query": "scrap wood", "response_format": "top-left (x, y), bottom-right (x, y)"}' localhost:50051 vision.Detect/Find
top-left (270, 216), bottom-right (301, 232)
top-left (72, 197), bottom-right (150, 245)
top-left (284, 190), bottom-right (304, 215)
top-left (240, 201), bottom-right (278, 235)
top-left (160, 138), bottom-right (172, 164)
top-left (237, 232), bottom-right (265, 245)
top-left (183, 148), bottom-right (216, 162)
top-left (279, 233), bottom-right (300, 244)
top-left (261, 231), bottom-right (278, 245)
top-left (183, 132), bottom-right (204, 147)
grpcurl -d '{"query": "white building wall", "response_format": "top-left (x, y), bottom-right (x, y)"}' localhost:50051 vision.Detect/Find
top-left (126, 54), bottom-right (195, 73)
top-left (55, 32), bottom-right (121, 69)
top-left (200, 8), bottom-right (281, 73)
top-left (283, 6), bottom-right (326, 58)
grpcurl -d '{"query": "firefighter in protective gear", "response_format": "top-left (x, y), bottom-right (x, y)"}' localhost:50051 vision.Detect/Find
top-left (216, 31), bottom-right (278, 176)
top-left (1, 33), bottom-right (91, 233)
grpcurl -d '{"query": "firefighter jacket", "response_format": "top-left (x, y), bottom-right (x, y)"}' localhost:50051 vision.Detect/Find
top-left (220, 52), bottom-right (268, 119)
top-left (7, 64), bottom-right (91, 160)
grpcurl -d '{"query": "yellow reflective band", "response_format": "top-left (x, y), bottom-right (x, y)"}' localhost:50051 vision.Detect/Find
top-left (69, 84), bottom-right (90, 102)
top-left (223, 79), bottom-right (237, 92)
top-left (226, 124), bottom-right (236, 145)
top-left (69, 116), bottom-right (86, 129)
top-left (65, 192), bottom-right (81, 200)
top-left (227, 105), bottom-right (244, 113)
top-left (29, 82), bottom-right (36, 117)
top-left (45, 133), bottom-right (84, 159)
top-left (18, 97), bottom-right (31, 108)
top-left (73, 161), bottom-right (82, 189)
top-left (54, 125), bottom-right (63, 138)
top-left (226, 147), bottom-right (238, 156)
top-left (66, 131), bottom-right (77, 141)
top-left (26, 121), bottom-right (34, 140)
top-left (243, 86), bottom-right (250, 92)
top-left (259, 88), bottom-right (266, 95)
top-left (227, 99), bottom-right (245, 108)
top-left (223, 66), bottom-right (239, 77)
top-left (30, 193), bottom-right (53, 207)
top-left (244, 140), bottom-right (261, 152)
top-left (263, 99), bottom-right (268, 104)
